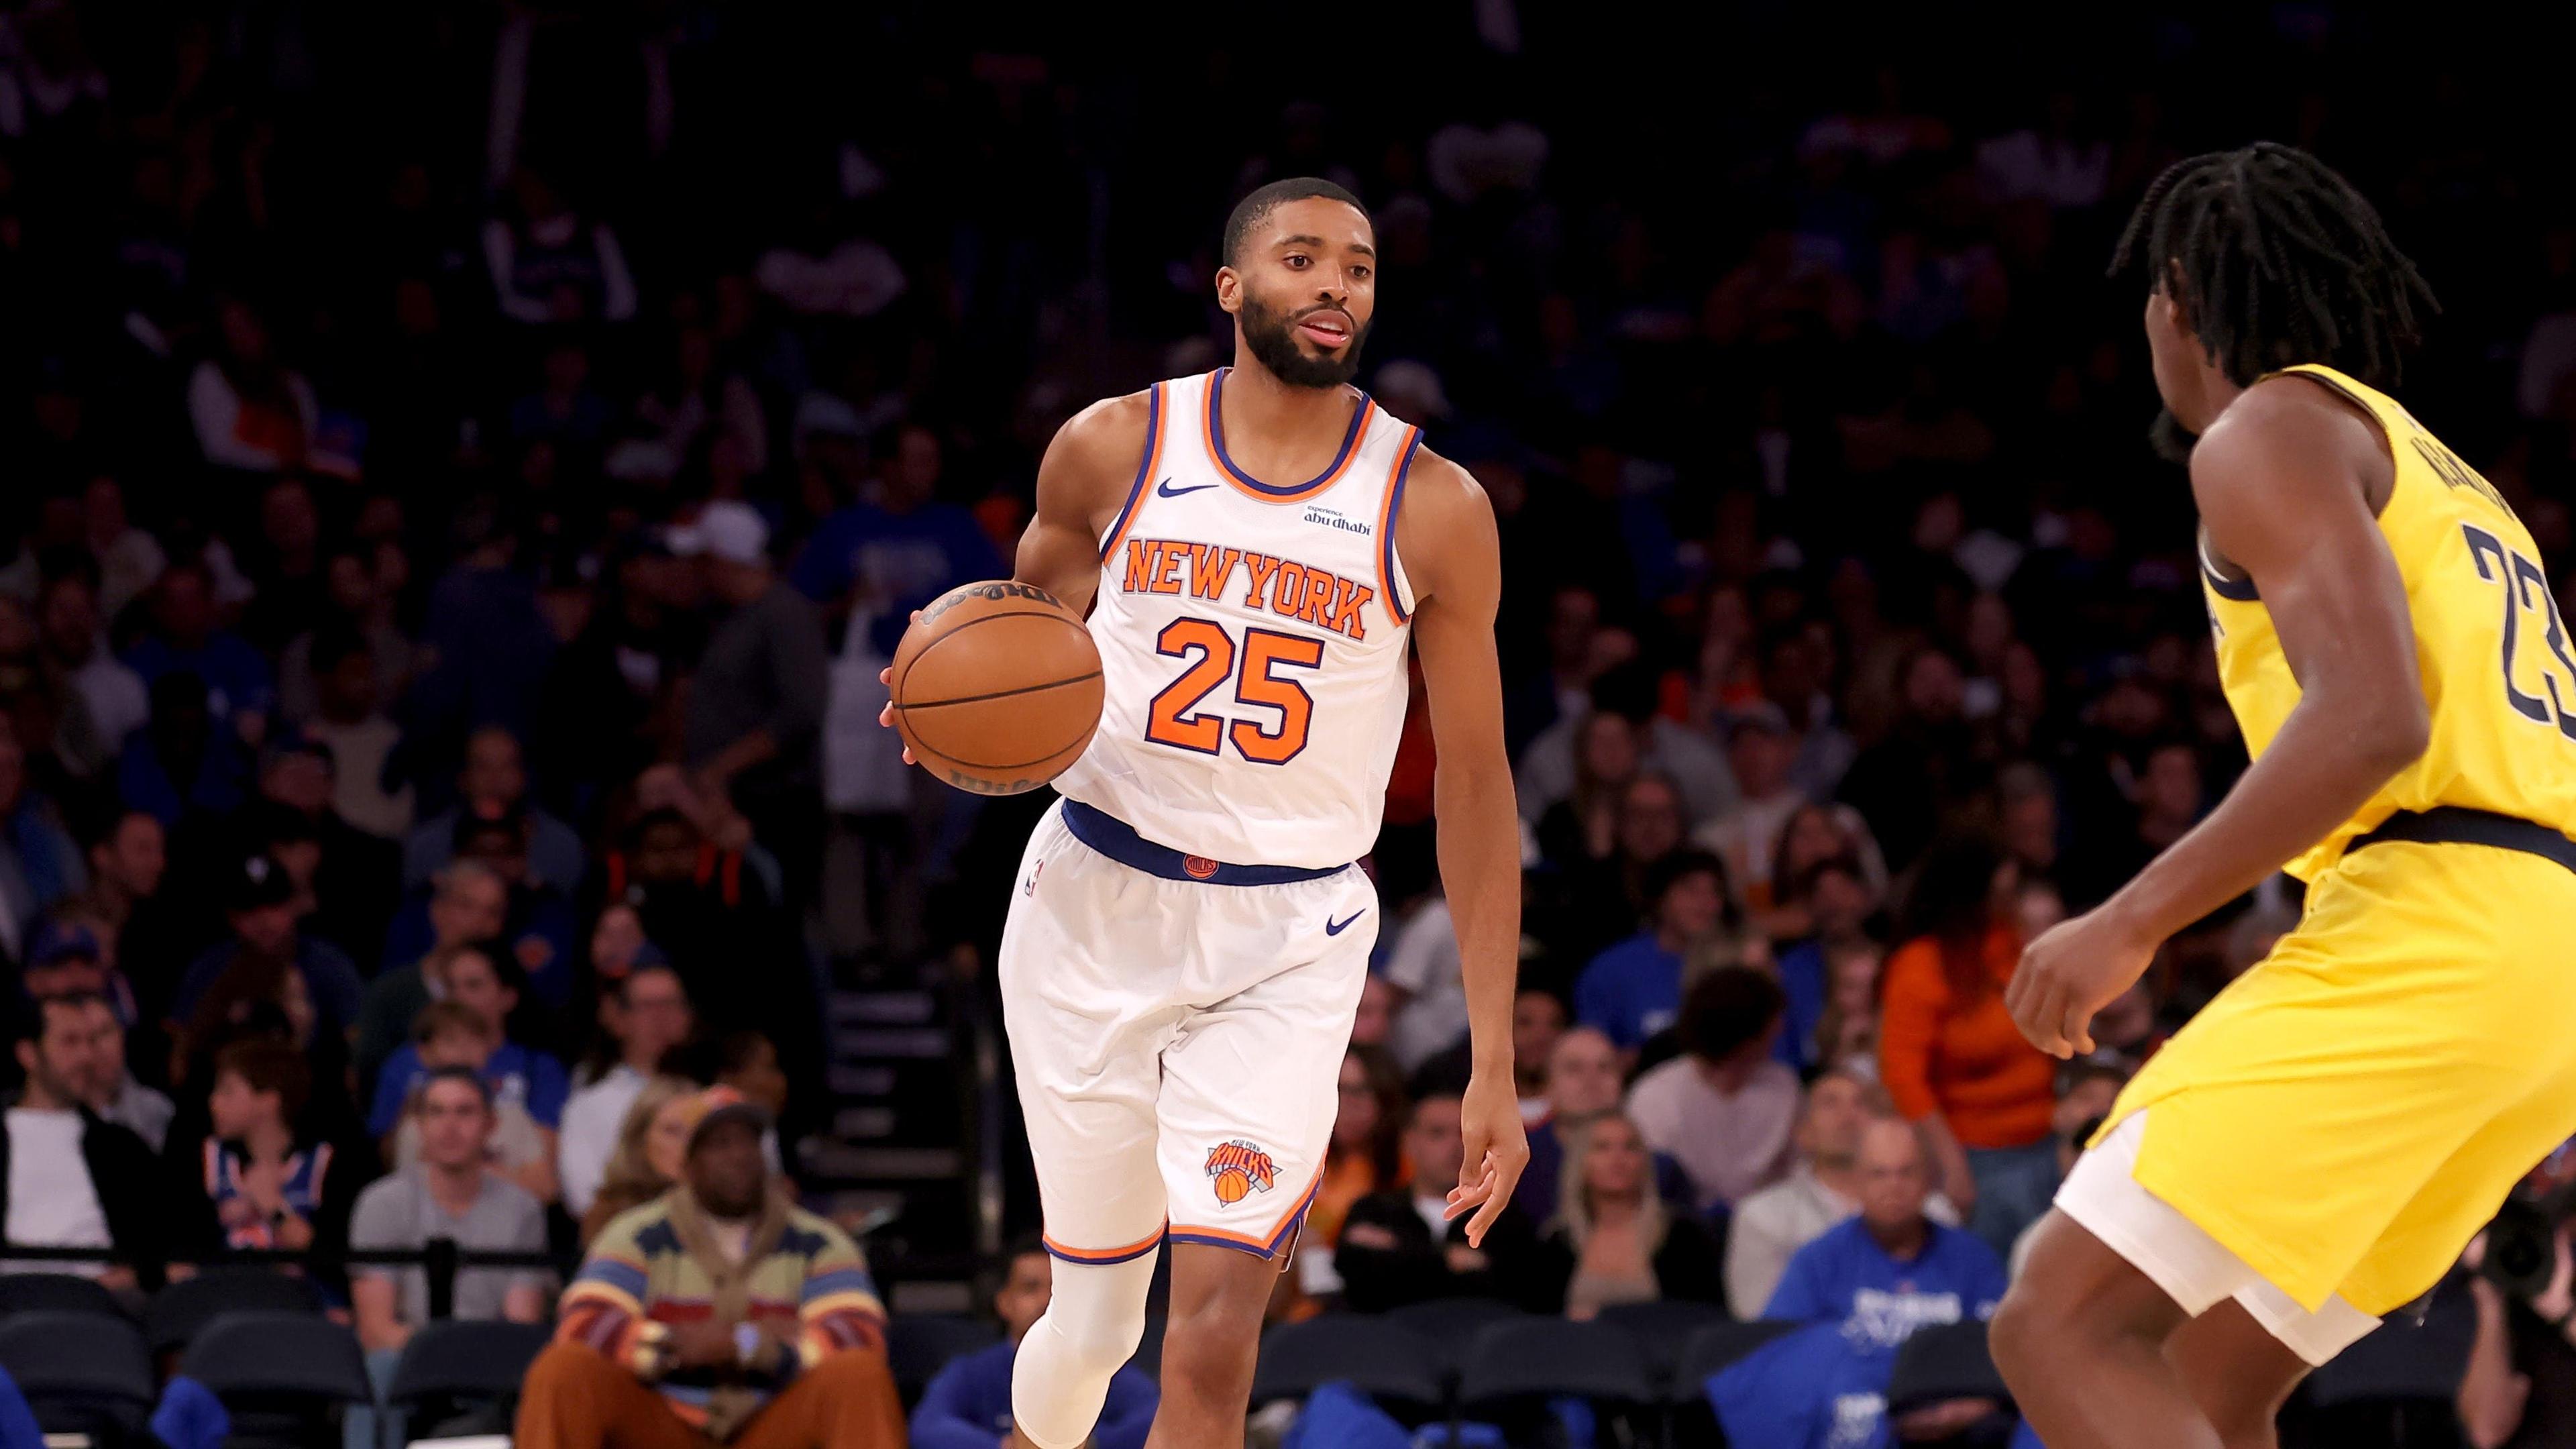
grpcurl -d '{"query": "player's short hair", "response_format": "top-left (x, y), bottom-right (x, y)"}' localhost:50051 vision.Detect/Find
top-left (1675, 966), bottom-right (1786, 1065)
top-left (1222, 177), bottom-right (1370, 268)
top-left (2110, 142), bottom-right (2436, 388)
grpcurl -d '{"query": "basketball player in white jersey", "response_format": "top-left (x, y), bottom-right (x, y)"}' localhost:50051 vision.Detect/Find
top-left (885, 177), bottom-right (1526, 1448)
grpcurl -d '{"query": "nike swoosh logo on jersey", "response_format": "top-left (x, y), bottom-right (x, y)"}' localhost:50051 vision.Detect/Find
top-left (1157, 478), bottom-right (1218, 498)
top-left (1325, 910), bottom-right (1365, 936)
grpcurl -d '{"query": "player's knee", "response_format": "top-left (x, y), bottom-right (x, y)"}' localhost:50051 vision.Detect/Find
top-left (1990, 1277), bottom-right (2075, 1381)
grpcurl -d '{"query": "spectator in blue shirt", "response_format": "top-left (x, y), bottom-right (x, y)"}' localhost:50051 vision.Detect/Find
top-left (1764, 1116), bottom-right (2008, 1354)
top-left (791, 423), bottom-right (1005, 658)
top-left (401, 726), bottom-right (586, 894)
top-left (117, 671), bottom-right (253, 828)
top-left (367, 938), bottom-right (570, 1142)
top-left (381, 810), bottom-right (578, 1008)
top-left (910, 1236), bottom-right (1155, 1449)
top-left (1574, 850), bottom-right (1729, 1053)
top-left (121, 562), bottom-right (275, 733)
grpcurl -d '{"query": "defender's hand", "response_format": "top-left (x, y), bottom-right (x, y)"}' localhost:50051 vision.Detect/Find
top-left (2006, 906), bottom-right (2159, 1059)
top-left (1445, 1068), bottom-right (1532, 1248)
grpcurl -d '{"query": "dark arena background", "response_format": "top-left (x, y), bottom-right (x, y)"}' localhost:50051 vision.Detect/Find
top-left (0, 3), bottom-right (2572, 1446)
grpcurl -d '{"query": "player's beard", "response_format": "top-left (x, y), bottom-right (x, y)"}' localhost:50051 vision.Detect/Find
top-left (2149, 407), bottom-right (2199, 465)
top-left (1239, 290), bottom-right (1371, 390)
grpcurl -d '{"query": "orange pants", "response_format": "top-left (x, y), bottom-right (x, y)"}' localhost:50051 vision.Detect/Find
top-left (514, 1340), bottom-right (907, 1449)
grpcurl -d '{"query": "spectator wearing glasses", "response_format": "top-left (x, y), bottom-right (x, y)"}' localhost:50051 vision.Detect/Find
top-left (559, 962), bottom-right (697, 1220)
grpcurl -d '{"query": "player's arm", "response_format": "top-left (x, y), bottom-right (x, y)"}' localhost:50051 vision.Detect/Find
top-left (1400, 449), bottom-right (1532, 1246)
top-left (879, 390), bottom-right (1148, 759)
top-left (2009, 380), bottom-right (2425, 1056)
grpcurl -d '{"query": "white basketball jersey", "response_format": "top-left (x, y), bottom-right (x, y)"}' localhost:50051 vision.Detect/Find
top-left (1054, 368), bottom-right (1420, 868)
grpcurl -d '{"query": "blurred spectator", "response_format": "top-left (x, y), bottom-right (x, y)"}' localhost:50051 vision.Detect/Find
top-left (1762, 855), bottom-right (1879, 1073)
top-left (677, 501), bottom-right (829, 891)
top-left (354, 863), bottom-right (508, 1096)
top-left (1530, 704), bottom-right (1640, 872)
top-left (1811, 936), bottom-right (1888, 1080)
top-left (1542, 770), bottom-right (1695, 971)
top-left (1762, 1115), bottom-right (2007, 1339)
top-left (1835, 645), bottom-right (1979, 868)
top-left (1996, 761), bottom-right (2061, 883)
top-left (181, 1036), bottom-right (358, 1261)
top-left (579, 1073), bottom-right (701, 1244)
top-left (1294, 1044), bottom-right (1410, 1303)
top-left (251, 737), bottom-right (402, 964)
top-left (370, 940), bottom-right (568, 1163)
top-left (1510, 989), bottom-right (1564, 1122)
top-left (1515, 1026), bottom-right (1693, 1225)
top-left (1519, 662), bottom-right (1737, 830)
top-left (559, 961), bottom-right (696, 1219)
top-left (604, 803), bottom-right (802, 1043)
top-left (349, 1067), bottom-right (551, 1449)
top-left (483, 170), bottom-right (638, 327)
top-left (1627, 967), bottom-right (1798, 1213)
top-left (1379, 892), bottom-right (1469, 1073)
top-left (402, 726), bottom-right (586, 894)
top-left (70, 810), bottom-right (170, 1007)
top-left (296, 624), bottom-right (414, 841)
top-left (585, 900), bottom-right (657, 988)
top-left (1532, 1112), bottom-right (1726, 1318)
top-left (1878, 836), bottom-right (2052, 1213)
top-left (122, 562), bottom-right (273, 735)
top-left (76, 480), bottom-right (163, 623)
top-left (1726, 1069), bottom-right (1963, 1316)
top-left (168, 852), bottom-right (364, 1040)
top-left (1987, 1054), bottom-right (2129, 1271)
top-left (1336, 1089), bottom-right (1550, 1314)
top-left (1348, 974), bottom-right (1397, 1052)
top-left (521, 1091), bottom-right (900, 1448)
top-left (116, 670), bottom-right (252, 827)
top-left (1693, 704), bottom-right (1813, 914)
top-left (72, 983), bottom-right (170, 1151)
top-left (792, 424), bottom-right (1004, 657)
top-left (2, 994), bottom-right (168, 1287)
top-left (715, 1029), bottom-right (790, 1121)
top-left (278, 549), bottom-right (417, 731)
top-left (1572, 849), bottom-right (1729, 1052)
top-left (382, 811), bottom-right (579, 1009)
top-left (35, 568), bottom-right (146, 761)
top-left (0, 714), bottom-right (82, 959)
top-left (186, 299), bottom-right (317, 474)
top-left (910, 1236), bottom-right (1156, 1449)
top-left (387, 1000), bottom-right (557, 1203)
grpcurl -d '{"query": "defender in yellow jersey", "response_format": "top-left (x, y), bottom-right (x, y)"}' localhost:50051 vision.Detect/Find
top-left (1993, 144), bottom-right (2576, 1449)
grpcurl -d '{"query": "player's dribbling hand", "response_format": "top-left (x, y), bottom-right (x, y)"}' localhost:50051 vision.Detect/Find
top-left (1446, 1069), bottom-right (1532, 1248)
top-left (2006, 904), bottom-right (2159, 1059)
top-left (875, 610), bottom-right (924, 765)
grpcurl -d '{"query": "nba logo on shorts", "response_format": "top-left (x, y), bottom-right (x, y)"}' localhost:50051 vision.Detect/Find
top-left (1183, 855), bottom-right (1220, 880)
top-left (1204, 1140), bottom-right (1277, 1206)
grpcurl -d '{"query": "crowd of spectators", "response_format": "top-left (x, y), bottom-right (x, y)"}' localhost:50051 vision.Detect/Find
top-left (3, 2), bottom-right (2576, 1446)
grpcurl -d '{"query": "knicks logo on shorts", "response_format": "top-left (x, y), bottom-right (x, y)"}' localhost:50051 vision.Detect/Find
top-left (1205, 1140), bottom-right (1278, 1206)
top-left (1183, 855), bottom-right (1220, 880)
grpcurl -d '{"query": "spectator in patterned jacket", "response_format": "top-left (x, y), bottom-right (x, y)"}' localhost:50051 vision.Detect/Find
top-left (516, 1087), bottom-right (902, 1448)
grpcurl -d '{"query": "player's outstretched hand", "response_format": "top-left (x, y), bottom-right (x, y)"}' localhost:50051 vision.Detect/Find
top-left (2006, 905), bottom-right (2159, 1059)
top-left (875, 610), bottom-right (924, 765)
top-left (1446, 1069), bottom-right (1532, 1248)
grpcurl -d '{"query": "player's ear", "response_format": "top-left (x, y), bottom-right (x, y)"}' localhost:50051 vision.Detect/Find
top-left (2160, 260), bottom-right (2196, 338)
top-left (1214, 266), bottom-right (1242, 317)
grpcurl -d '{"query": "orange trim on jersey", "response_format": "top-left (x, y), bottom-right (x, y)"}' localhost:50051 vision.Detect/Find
top-left (1376, 425), bottom-right (1423, 625)
top-left (1097, 382), bottom-right (1168, 561)
top-left (1043, 1222), bottom-right (1167, 1266)
top-left (1200, 367), bottom-right (1375, 505)
top-left (1166, 1164), bottom-right (1324, 1258)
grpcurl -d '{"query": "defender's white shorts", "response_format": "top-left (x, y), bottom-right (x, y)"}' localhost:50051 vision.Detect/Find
top-left (2056, 1110), bottom-right (2382, 1366)
top-left (1000, 799), bottom-right (1376, 1266)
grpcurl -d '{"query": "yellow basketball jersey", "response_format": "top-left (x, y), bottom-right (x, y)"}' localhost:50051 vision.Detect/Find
top-left (2203, 364), bottom-right (2576, 881)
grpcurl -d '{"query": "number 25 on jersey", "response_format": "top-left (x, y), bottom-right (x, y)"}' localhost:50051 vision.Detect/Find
top-left (2463, 522), bottom-right (2576, 739)
top-left (1144, 616), bottom-right (1324, 764)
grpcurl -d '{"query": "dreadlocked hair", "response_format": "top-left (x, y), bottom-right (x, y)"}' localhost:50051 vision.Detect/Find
top-left (2110, 142), bottom-right (2437, 389)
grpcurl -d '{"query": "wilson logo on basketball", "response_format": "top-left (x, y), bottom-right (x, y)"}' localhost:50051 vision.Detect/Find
top-left (1204, 1140), bottom-right (1277, 1206)
top-left (1183, 855), bottom-right (1220, 879)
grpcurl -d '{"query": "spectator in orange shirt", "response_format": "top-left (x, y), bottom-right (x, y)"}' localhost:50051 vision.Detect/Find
top-left (1876, 835), bottom-right (2054, 1216)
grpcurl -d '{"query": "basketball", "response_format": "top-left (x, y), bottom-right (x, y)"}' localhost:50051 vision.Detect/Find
top-left (889, 580), bottom-right (1104, 796)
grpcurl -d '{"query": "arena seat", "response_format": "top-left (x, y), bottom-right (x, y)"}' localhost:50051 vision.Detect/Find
top-left (1249, 1313), bottom-right (1446, 1408)
top-left (0, 1309), bottom-right (156, 1446)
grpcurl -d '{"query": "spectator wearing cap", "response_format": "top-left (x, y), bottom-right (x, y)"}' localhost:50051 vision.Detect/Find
top-left (120, 562), bottom-right (274, 736)
top-left (1724, 1068), bottom-right (1963, 1317)
top-left (559, 962), bottom-right (698, 1219)
top-left (1876, 836), bottom-right (2054, 1215)
top-left (1572, 849), bottom-right (1731, 1053)
top-left (1, 994), bottom-right (170, 1289)
top-left (910, 1234), bottom-right (1156, 1449)
top-left (370, 941), bottom-right (570, 1192)
top-left (1981, 1054), bottom-right (2128, 1271)
top-left (354, 861), bottom-right (509, 1097)
top-left (380, 810), bottom-right (580, 1010)
top-left (0, 715), bottom-right (84, 963)
top-left (295, 621), bottom-right (415, 841)
top-left (166, 851), bottom-right (365, 1040)
top-left (1625, 967), bottom-right (1799, 1214)
top-left (19, 916), bottom-right (138, 1035)
top-left (678, 501), bottom-right (830, 889)
top-left (35, 566), bottom-right (148, 763)
top-left (402, 725), bottom-right (586, 894)
top-left (520, 1087), bottom-right (902, 1449)
top-left (348, 1065), bottom-right (551, 1449)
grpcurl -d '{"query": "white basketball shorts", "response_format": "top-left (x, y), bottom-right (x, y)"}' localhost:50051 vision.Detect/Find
top-left (1000, 799), bottom-right (1377, 1266)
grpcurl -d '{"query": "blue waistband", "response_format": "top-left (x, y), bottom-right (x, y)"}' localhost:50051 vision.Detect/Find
top-left (1058, 800), bottom-right (1349, 886)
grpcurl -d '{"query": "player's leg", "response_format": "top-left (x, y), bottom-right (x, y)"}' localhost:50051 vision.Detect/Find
top-left (1991, 1210), bottom-right (2222, 1449)
top-left (1147, 869), bottom-right (1374, 1448)
top-left (998, 812), bottom-right (1175, 1449)
top-left (2165, 1300), bottom-right (2312, 1449)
